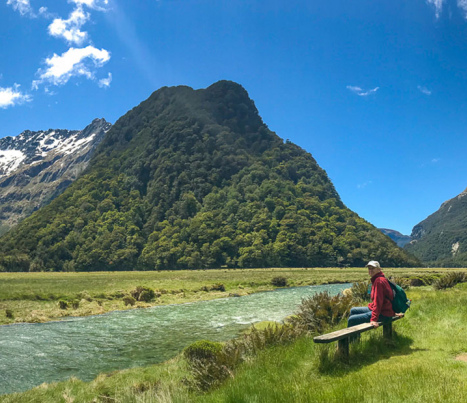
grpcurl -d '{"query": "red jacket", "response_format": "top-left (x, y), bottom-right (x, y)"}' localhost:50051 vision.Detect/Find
top-left (368, 271), bottom-right (395, 322)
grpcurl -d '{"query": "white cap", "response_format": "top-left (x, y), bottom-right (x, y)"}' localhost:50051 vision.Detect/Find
top-left (366, 260), bottom-right (380, 269)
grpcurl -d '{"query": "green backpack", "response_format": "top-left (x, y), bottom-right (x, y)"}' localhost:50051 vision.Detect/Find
top-left (388, 280), bottom-right (411, 313)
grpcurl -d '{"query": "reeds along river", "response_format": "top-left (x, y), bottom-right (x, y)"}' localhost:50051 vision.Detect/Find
top-left (0, 283), bottom-right (349, 395)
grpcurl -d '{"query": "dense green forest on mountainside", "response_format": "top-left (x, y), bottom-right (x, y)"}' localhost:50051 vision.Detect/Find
top-left (0, 81), bottom-right (419, 271)
top-left (405, 189), bottom-right (467, 267)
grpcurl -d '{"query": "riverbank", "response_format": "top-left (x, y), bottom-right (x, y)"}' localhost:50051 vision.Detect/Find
top-left (0, 267), bottom-right (455, 325)
top-left (3, 278), bottom-right (467, 402)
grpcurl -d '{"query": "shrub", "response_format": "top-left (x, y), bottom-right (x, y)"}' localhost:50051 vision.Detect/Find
top-left (184, 340), bottom-right (223, 363)
top-left (287, 291), bottom-right (353, 333)
top-left (123, 296), bottom-right (136, 306)
top-left (130, 286), bottom-right (155, 301)
top-left (271, 276), bottom-right (288, 287)
top-left (139, 289), bottom-right (155, 302)
top-left (434, 271), bottom-right (467, 290)
top-left (391, 277), bottom-right (410, 290)
top-left (5, 309), bottom-right (14, 319)
top-left (58, 300), bottom-right (68, 310)
top-left (350, 281), bottom-right (371, 301)
top-left (71, 300), bottom-right (80, 309)
top-left (77, 291), bottom-right (93, 302)
top-left (210, 283), bottom-right (225, 292)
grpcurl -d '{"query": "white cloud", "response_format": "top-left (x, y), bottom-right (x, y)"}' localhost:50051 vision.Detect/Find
top-left (346, 85), bottom-right (379, 97)
top-left (98, 72), bottom-right (112, 88)
top-left (357, 181), bottom-right (372, 189)
top-left (458, 0), bottom-right (467, 17)
top-left (431, 158), bottom-right (440, 163)
top-left (427, 0), bottom-right (445, 18)
top-left (33, 46), bottom-right (111, 88)
top-left (48, 6), bottom-right (90, 45)
top-left (6, 0), bottom-right (35, 17)
top-left (70, 0), bottom-right (110, 11)
top-left (0, 84), bottom-right (31, 108)
top-left (418, 85), bottom-right (432, 95)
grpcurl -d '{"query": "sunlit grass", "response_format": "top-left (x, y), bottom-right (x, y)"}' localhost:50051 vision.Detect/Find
top-left (3, 280), bottom-right (467, 402)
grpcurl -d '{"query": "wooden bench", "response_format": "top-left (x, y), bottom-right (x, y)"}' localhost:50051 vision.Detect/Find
top-left (313, 316), bottom-right (402, 360)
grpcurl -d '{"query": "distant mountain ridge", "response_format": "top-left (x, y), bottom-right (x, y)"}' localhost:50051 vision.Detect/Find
top-left (379, 228), bottom-right (412, 248)
top-left (0, 118), bottom-right (111, 234)
top-left (0, 81), bottom-right (419, 271)
top-left (405, 187), bottom-right (467, 266)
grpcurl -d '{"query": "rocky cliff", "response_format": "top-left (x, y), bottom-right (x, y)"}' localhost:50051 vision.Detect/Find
top-left (0, 118), bottom-right (111, 234)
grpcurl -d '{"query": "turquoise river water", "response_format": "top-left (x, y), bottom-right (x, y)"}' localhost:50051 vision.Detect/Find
top-left (0, 283), bottom-right (349, 395)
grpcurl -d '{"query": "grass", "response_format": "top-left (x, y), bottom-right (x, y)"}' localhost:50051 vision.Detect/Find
top-left (0, 267), bottom-right (456, 325)
top-left (3, 276), bottom-right (467, 402)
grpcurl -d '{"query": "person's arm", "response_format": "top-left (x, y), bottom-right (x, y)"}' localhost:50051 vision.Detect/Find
top-left (370, 279), bottom-right (384, 323)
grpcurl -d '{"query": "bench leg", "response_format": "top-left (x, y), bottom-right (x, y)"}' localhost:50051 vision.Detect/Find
top-left (383, 322), bottom-right (392, 339)
top-left (337, 338), bottom-right (349, 361)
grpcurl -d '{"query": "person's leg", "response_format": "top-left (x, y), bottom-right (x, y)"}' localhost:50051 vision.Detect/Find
top-left (347, 307), bottom-right (372, 327)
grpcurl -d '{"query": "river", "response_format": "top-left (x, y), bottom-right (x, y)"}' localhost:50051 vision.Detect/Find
top-left (0, 283), bottom-right (349, 395)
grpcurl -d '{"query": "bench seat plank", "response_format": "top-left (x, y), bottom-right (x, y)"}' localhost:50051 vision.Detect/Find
top-left (313, 316), bottom-right (401, 343)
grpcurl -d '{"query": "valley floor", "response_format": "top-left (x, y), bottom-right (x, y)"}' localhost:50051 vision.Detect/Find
top-left (0, 267), bottom-right (452, 325)
top-left (2, 275), bottom-right (467, 402)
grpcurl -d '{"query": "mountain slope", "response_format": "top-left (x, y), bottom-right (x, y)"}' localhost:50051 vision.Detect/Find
top-left (379, 229), bottom-right (411, 248)
top-left (0, 119), bottom-right (111, 235)
top-left (405, 188), bottom-right (467, 266)
top-left (0, 81), bottom-right (419, 271)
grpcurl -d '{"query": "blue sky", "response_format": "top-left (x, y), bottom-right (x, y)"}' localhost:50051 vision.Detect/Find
top-left (1, 0), bottom-right (467, 235)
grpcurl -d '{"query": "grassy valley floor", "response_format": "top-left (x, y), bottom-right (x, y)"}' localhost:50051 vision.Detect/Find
top-left (2, 271), bottom-right (467, 402)
top-left (0, 267), bottom-right (455, 325)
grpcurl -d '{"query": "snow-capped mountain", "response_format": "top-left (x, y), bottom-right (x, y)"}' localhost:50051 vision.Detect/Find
top-left (0, 118), bottom-right (111, 234)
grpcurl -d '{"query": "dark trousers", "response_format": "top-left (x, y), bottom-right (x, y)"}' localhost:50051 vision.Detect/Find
top-left (347, 306), bottom-right (392, 327)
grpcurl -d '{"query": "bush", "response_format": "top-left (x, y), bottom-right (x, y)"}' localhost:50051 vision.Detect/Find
top-left (271, 276), bottom-right (288, 287)
top-left (350, 281), bottom-right (371, 301)
top-left (58, 300), bottom-right (68, 310)
top-left (130, 286), bottom-right (155, 301)
top-left (77, 291), bottom-right (93, 301)
top-left (184, 340), bottom-right (223, 363)
top-left (434, 271), bottom-right (467, 290)
top-left (123, 296), bottom-right (136, 306)
top-left (287, 291), bottom-right (353, 333)
top-left (391, 277), bottom-right (410, 290)
top-left (210, 283), bottom-right (225, 292)
top-left (5, 309), bottom-right (13, 319)
top-left (71, 300), bottom-right (80, 309)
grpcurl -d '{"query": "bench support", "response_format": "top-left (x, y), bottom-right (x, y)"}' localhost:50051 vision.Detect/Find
top-left (337, 338), bottom-right (349, 360)
top-left (313, 316), bottom-right (402, 362)
top-left (383, 321), bottom-right (392, 339)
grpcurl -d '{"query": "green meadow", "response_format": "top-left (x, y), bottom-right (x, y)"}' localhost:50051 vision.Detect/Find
top-left (0, 267), bottom-right (454, 325)
top-left (1, 268), bottom-right (467, 402)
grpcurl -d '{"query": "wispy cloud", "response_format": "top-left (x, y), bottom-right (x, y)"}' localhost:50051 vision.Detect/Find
top-left (346, 85), bottom-right (379, 97)
top-left (357, 180), bottom-right (372, 189)
top-left (71, 0), bottom-right (109, 11)
top-left (33, 46), bottom-right (110, 88)
top-left (427, 0), bottom-right (445, 18)
top-left (0, 84), bottom-right (31, 109)
top-left (98, 72), bottom-right (112, 88)
top-left (6, 0), bottom-right (35, 17)
top-left (48, 7), bottom-right (90, 46)
top-left (458, 0), bottom-right (467, 17)
top-left (418, 85), bottom-right (432, 95)
top-left (431, 158), bottom-right (440, 163)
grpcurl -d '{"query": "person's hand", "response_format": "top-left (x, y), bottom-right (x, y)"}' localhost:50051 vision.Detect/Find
top-left (370, 321), bottom-right (379, 328)
top-left (395, 313), bottom-right (404, 318)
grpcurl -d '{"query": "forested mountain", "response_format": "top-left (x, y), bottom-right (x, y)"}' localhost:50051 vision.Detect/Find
top-left (405, 188), bottom-right (467, 266)
top-left (0, 81), bottom-right (419, 271)
top-left (379, 229), bottom-right (411, 248)
top-left (0, 119), bottom-right (111, 235)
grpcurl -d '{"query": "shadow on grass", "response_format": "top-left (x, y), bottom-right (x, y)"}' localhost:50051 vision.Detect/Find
top-left (317, 331), bottom-right (426, 376)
